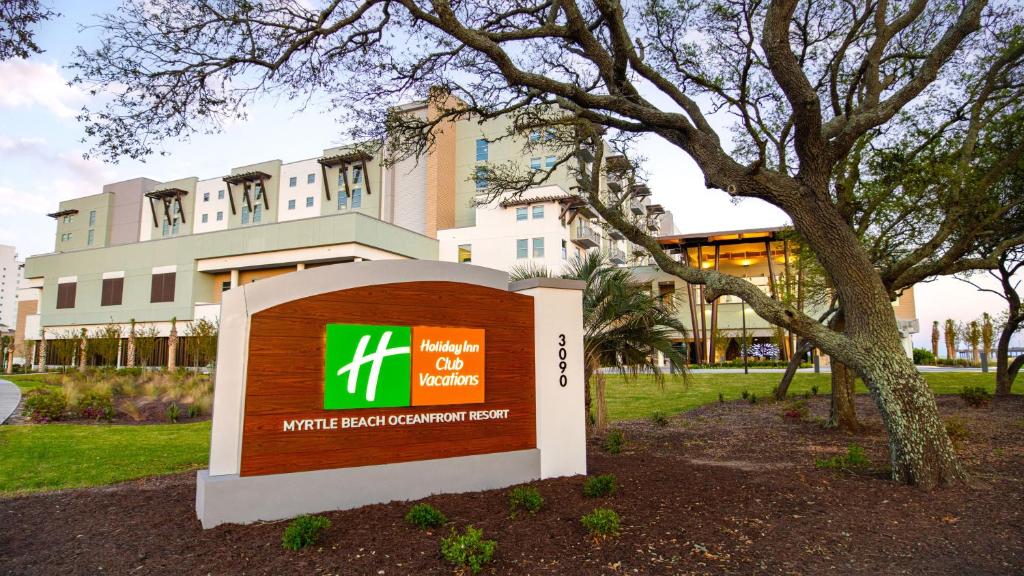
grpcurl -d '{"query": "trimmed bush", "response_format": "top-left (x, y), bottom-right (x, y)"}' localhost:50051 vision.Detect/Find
top-left (945, 417), bottom-right (969, 443)
top-left (913, 348), bottom-right (935, 365)
top-left (281, 515), bottom-right (331, 551)
top-left (75, 391), bottom-right (114, 421)
top-left (650, 411), bottom-right (669, 427)
top-left (583, 474), bottom-right (617, 498)
top-left (507, 485), bottom-right (543, 518)
top-left (165, 402), bottom-right (181, 423)
top-left (440, 526), bottom-right (496, 575)
top-left (23, 388), bottom-right (67, 422)
top-left (405, 503), bottom-right (447, 529)
top-left (603, 429), bottom-right (625, 454)
top-left (581, 508), bottom-right (620, 537)
top-left (959, 386), bottom-right (991, 408)
top-left (815, 444), bottom-right (870, 471)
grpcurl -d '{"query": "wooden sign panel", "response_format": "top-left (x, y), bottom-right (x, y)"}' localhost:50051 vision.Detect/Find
top-left (240, 281), bottom-right (536, 477)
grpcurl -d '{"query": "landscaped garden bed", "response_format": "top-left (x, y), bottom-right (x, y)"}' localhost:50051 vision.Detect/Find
top-left (1, 392), bottom-right (1020, 575)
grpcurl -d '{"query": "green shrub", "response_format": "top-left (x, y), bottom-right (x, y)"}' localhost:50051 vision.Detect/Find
top-left (580, 508), bottom-right (620, 537)
top-left (650, 411), bottom-right (669, 427)
top-left (718, 392), bottom-right (724, 403)
top-left (583, 474), bottom-right (617, 498)
top-left (165, 402), bottom-right (181, 423)
top-left (603, 429), bottom-right (625, 454)
top-left (741, 389), bottom-right (749, 400)
top-left (440, 526), bottom-right (496, 575)
top-left (186, 404), bottom-right (201, 418)
top-left (749, 393), bottom-right (758, 405)
top-left (75, 391), bottom-right (114, 421)
top-left (945, 417), bottom-right (969, 443)
top-left (810, 385), bottom-right (819, 396)
top-left (912, 348), bottom-right (936, 365)
top-left (815, 444), bottom-right (870, 471)
top-left (23, 388), bottom-right (67, 422)
top-left (281, 515), bottom-right (331, 551)
top-left (405, 503), bottom-right (447, 529)
top-left (959, 386), bottom-right (991, 408)
top-left (507, 485), bottom-right (543, 518)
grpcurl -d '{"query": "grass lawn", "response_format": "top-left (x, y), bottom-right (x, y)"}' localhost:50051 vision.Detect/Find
top-left (600, 371), bottom-right (1001, 422)
top-left (3, 374), bottom-right (61, 393)
top-left (0, 422), bottom-right (210, 495)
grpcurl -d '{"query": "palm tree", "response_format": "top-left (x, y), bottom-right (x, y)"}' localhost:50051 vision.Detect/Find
top-left (512, 252), bottom-right (688, 430)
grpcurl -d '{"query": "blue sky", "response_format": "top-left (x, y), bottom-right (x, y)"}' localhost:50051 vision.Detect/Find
top-left (0, 1), bottom-right (1016, 351)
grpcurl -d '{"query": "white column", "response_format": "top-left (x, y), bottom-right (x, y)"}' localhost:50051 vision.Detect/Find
top-left (230, 269), bottom-right (239, 288)
top-left (296, 263), bottom-right (306, 271)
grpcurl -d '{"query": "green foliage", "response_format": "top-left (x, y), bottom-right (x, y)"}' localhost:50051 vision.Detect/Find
top-left (23, 388), bottom-right (67, 422)
top-left (405, 503), bottom-right (447, 529)
top-left (810, 385), bottom-right (819, 396)
top-left (959, 386), bottom-right (991, 408)
top-left (913, 348), bottom-right (936, 365)
top-left (74, 391), bottom-right (114, 421)
top-left (583, 474), bottom-right (617, 498)
top-left (816, 444), bottom-right (870, 471)
top-left (165, 402), bottom-right (181, 423)
top-left (718, 392), bottom-right (725, 403)
top-left (781, 399), bottom-right (809, 420)
top-left (741, 389), bottom-right (749, 400)
top-left (649, 411), bottom-right (669, 426)
top-left (187, 404), bottom-right (201, 418)
top-left (603, 429), bottom-right (625, 454)
top-left (944, 417), bottom-right (969, 443)
top-left (281, 515), bottom-right (331, 551)
top-left (748, 393), bottom-right (758, 404)
top-left (580, 508), bottom-right (620, 537)
top-left (440, 526), bottom-right (496, 575)
top-left (507, 485), bottom-right (543, 517)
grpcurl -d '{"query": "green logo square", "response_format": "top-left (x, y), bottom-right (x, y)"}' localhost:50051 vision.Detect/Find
top-left (324, 323), bottom-right (412, 409)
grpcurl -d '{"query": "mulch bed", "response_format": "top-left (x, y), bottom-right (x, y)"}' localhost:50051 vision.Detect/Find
top-left (2, 395), bottom-right (1022, 575)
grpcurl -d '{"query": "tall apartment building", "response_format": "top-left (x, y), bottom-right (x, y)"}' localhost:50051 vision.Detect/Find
top-left (0, 245), bottom-right (21, 330)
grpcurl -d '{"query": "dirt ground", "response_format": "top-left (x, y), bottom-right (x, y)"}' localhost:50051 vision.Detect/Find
top-left (2, 395), bottom-right (1022, 575)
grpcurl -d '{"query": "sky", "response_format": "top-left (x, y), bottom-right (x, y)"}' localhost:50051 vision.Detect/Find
top-left (0, 1), bottom-right (1017, 353)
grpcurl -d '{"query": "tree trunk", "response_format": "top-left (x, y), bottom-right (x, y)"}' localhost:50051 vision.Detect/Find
top-left (38, 334), bottom-right (46, 372)
top-left (584, 359), bottom-right (594, 436)
top-left (78, 331), bottom-right (87, 371)
top-left (775, 339), bottom-right (813, 400)
top-left (167, 320), bottom-right (178, 371)
top-left (829, 360), bottom-right (861, 432)
top-left (126, 326), bottom-right (136, 369)
top-left (995, 315), bottom-right (1023, 396)
top-left (594, 371), bottom-right (608, 430)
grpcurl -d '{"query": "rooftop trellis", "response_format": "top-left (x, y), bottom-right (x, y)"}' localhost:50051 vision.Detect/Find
top-left (222, 171), bottom-right (272, 215)
top-left (145, 188), bottom-right (190, 227)
top-left (47, 209), bottom-right (79, 219)
top-left (318, 151), bottom-right (373, 201)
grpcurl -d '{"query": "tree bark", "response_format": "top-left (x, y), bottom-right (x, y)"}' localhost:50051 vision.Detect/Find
top-left (775, 339), bottom-right (813, 400)
top-left (995, 316), bottom-right (1023, 396)
top-left (584, 358), bottom-right (594, 436)
top-left (594, 371), bottom-right (609, 430)
top-left (829, 360), bottom-right (862, 432)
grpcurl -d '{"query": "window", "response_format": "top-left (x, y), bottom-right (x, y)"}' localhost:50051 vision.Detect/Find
top-left (528, 131), bottom-right (540, 143)
top-left (221, 281), bottom-right (232, 293)
top-left (533, 237), bottom-right (545, 258)
top-left (517, 238), bottom-right (528, 259)
top-left (544, 128), bottom-right (556, 141)
top-left (217, 189), bottom-right (225, 200)
top-left (516, 207), bottom-right (528, 221)
top-left (100, 277), bottom-right (123, 306)
top-left (203, 192), bottom-right (210, 202)
top-left (475, 138), bottom-right (489, 161)
top-left (458, 244), bottom-right (472, 263)
top-left (352, 166), bottom-right (362, 184)
top-left (475, 166), bottom-right (488, 190)
top-left (88, 210), bottom-right (96, 226)
top-left (532, 205), bottom-right (544, 219)
top-left (305, 196), bottom-right (314, 207)
top-left (530, 157), bottom-right (541, 170)
top-left (254, 183), bottom-right (263, 200)
top-left (161, 218), bottom-right (170, 236)
top-left (253, 204), bottom-right (262, 223)
top-left (56, 282), bottom-right (76, 309)
top-left (307, 173), bottom-right (315, 184)
top-left (241, 206), bottom-right (250, 224)
top-left (545, 156), bottom-right (556, 168)
top-left (289, 176), bottom-right (297, 187)
top-left (288, 199), bottom-right (296, 210)
top-left (352, 187), bottom-right (362, 209)
top-left (150, 272), bottom-right (176, 303)
top-left (171, 217), bottom-right (179, 235)
top-left (63, 214), bottom-right (73, 224)
top-left (338, 192), bottom-right (348, 210)
top-left (561, 239), bottom-right (568, 259)
top-left (87, 229), bottom-right (94, 245)
top-left (216, 211), bottom-right (223, 221)
top-left (201, 213), bottom-right (208, 223)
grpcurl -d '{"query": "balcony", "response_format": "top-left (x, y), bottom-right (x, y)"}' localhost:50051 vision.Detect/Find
top-left (571, 220), bottom-right (601, 248)
top-left (609, 245), bottom-right (626, 264)
top-left (629, 199), bottom-right (645, 215)
top-left (608, 228), bottom-right (625, 240)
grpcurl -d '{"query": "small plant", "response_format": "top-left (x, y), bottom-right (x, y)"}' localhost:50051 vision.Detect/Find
top-left (959, 386), bottom-right (991, 408)
top-left (23, 388), bottom-right (67, 422)
top-left (718, 392), bottom-right (724, 403)
top-left (741, 389), bottom-right (750, 400)
top-left (815, 444), bottom-right (870, 471)
top-left (187, 404), bottom-right (201, 418)
top-left (440, 526), bottom-right (496, 575)
top-left (405, 503), bottom-right (447, 529)
top-left (811, 385), bottom-right (819, 396)
top-left (748, 393), bottom-right (758, 405)
top-left (604, 429), bottom-right (625, 454)
top-left (507, 485), bottom-right (543, 518)
top-left (944, 417), bottom-right (969, 443)
top-left (75, 391), bottom-right (114, 421)
top-left (583, 474), bottom-right (617, 498)
top-left (650, 411), bottom-right (669, 427)
top-left (165, 402), bottom-right (181, 423)
top-left (580, 508), bottom-right (620, 537)
top-left (281, 514), bottom-right (331, 551)
top-left (781, 400), bottom-right (810, 421)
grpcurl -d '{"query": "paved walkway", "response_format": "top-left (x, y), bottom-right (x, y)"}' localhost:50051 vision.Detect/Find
top-left (0, 378), bottom-right (21, 424)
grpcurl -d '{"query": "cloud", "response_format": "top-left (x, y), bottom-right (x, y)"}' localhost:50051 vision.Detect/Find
top-left (0, 135), bottom-right (115, 185)
top-left (0, 59), bottom-right (87, 118)
top-left (0, 184), bottom-right (52, 216)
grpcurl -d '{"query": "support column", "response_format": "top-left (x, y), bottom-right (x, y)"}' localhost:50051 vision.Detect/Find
top-left (709, 245), bottom-right (720, 363)
top-left (230, 269), bottom-right (240, 289)
top-left (296, 263), bottom-right (306, 271)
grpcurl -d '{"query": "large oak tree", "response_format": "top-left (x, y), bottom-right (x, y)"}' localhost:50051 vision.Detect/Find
top-left (71, 0), bottom-right (1024, 488)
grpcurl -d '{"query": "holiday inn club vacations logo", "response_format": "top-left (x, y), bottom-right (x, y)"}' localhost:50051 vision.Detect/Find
top-left (324, 323), bottom-right (486, 409)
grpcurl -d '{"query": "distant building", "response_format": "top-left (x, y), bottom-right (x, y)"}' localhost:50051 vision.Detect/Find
top-left (0, 245), bottom-right (21, 331)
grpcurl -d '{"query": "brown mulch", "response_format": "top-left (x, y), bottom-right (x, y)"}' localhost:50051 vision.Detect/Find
top-left (2, 396), bottom-right (1022, 575)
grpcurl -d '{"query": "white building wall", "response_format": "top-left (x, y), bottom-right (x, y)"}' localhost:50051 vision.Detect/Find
top-left (438, 186), bottom-right (582, 273)
top-left (0, 245), bottom-right (19, 329)
top-left (278, 158), bottom-right (321, 222)
top-left (388, 155), bottom-right (428, 234)
top-left (192, 177), bottom-right (230, 234)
